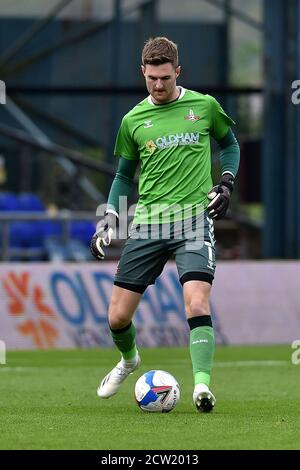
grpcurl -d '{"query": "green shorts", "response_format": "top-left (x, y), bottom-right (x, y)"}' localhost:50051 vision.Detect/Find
top-left (114, 213), bottom-right (216, 292)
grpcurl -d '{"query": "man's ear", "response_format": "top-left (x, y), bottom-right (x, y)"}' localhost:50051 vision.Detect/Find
top-left (141, 65), bottom-right (146, 76)
top-left (175, 66), bottom-right (181, 78)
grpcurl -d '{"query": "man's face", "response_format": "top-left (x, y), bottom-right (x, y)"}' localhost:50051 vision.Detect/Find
top-left (141, 63), bottom-right (181, 104)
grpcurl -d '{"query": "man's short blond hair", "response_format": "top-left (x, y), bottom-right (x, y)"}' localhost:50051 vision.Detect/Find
top-left (142, 37), bottom-right (178, 68)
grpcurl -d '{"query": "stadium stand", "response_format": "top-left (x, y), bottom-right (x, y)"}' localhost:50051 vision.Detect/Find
top-left (0, 192), bottom-right (95, 261)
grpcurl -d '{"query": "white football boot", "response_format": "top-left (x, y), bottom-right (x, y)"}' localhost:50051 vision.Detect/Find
top-left (97, 354), bottom-right (141, 399)
top-left (193, 383), bottom-right (216, 412)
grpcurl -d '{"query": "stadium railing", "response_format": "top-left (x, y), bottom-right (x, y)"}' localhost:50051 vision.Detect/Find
top-left (0, 211), bottom-right (120, 262)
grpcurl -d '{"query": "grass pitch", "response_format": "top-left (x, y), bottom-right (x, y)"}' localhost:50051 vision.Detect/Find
top-left (0, 345), bottom-right (299, 450)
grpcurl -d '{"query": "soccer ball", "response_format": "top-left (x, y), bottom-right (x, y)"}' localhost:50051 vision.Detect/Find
top-left (134, 370), bottom-right (180, 412)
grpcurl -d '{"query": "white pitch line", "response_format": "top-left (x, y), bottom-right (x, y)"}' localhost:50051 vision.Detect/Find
top-left (0, 367), bottom-right (34, 372)
top-left (0, 360), bottom-right (291, 372)
top-left (214, 360), bottom-right (290, 367)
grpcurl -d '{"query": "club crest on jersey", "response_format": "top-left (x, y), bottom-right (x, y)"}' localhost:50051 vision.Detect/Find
top-left (184, 109), bottom-right (200, 123)
top-left (144, 120), bottom-right (153, 128)
top-left (145, 140), bottom-right (156, 155)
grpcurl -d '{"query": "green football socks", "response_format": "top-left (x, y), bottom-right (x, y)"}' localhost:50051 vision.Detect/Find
top-left (189, 321), bottom-right (215, 387)
top-left (110, 322), bottom-right (138, 360)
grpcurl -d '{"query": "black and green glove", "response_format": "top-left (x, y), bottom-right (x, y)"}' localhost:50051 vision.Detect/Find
top-left (207, 173), bottom-right (234, 220)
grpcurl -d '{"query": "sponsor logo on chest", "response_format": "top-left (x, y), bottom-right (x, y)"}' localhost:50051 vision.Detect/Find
top-left (155, 132), bottom-right (200, 149)
top-left (145, 132), bottom-right (200, 153)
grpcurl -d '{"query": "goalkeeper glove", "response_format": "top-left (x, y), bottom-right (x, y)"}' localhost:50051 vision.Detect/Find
top-left (207, 173), bottom-right (234, 220)
top-left (90, 212), bottom-right (118, 260)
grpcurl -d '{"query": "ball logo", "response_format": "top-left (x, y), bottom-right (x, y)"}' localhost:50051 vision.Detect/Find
top-left (152, 386), bottom-right (172, 403)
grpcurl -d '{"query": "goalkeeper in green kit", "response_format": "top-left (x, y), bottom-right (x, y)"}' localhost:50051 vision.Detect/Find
top-left (91, 37), bottom-right (240, 412)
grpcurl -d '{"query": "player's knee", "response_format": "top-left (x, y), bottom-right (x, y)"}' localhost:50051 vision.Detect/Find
top-left (108, 305), bottom-right (131, 330)
top-left (186, 299), bottom-right (210, 317)
top-left (108, 315), bottom-right (130, 330)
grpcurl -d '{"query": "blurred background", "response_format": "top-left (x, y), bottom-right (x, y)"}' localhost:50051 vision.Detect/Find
top-left (0, 0), bottom-right (299, 349)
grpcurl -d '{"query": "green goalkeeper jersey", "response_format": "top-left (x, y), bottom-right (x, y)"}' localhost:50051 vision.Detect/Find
top-left (114, 87), bottom-right (235, 223)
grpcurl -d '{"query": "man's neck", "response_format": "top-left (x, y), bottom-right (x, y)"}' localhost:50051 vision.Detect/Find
top-left (151, 86), bottom-right (181, 105)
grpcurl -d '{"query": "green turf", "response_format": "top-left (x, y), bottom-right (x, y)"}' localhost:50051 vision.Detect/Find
top-left (0, 345), bottom-right (299, 450)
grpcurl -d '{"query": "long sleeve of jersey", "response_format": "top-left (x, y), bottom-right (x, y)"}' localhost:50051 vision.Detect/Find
top-left (216, 128), bottom-right (240, 177)
top-left (106, 157), bottom-right (139, 214)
